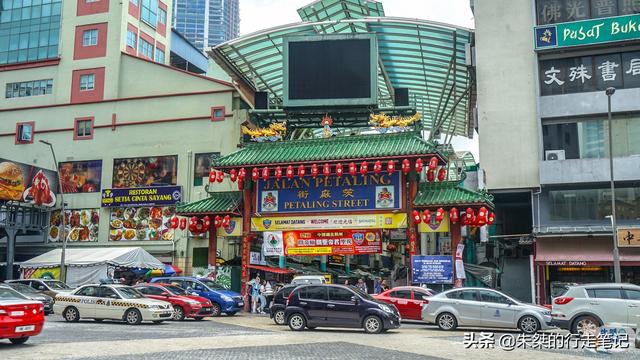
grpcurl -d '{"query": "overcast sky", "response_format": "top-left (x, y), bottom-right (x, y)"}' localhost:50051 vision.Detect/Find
top-left (238, 0), bottom-right (479, 160)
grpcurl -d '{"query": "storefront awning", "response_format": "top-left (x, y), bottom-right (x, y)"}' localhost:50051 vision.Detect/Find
top-left (247, 264), bottom-right (295, 275)
top-left (535, 237), bottom-right (640, 264)
top-left (176, 191), bottom-right (242, 215)
top-left (413, 181), bottom-right (494, 209)
top-left (212, 131), bottom-right (441, 168)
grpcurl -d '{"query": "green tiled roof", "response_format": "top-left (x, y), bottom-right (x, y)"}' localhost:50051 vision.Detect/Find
top-left (176, 191), bottom-right (242, 215)
top-left (212, 131), bottom-right (439, 168)
top-left (413, 181), bottom-right (494, 209)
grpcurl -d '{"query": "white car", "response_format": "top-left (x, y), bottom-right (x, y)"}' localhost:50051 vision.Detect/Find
top-left (551, 283), bottom-right (640, 335)
top-left (421, 287), bottom-right (553, 334)
top-left (291, 276), bottom-right (327, 285)
top-left (53, 284), bottom-right (173, 325)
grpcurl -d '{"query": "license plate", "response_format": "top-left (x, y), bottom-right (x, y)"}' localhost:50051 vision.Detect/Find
top-left (203, 308), bottom-right (211, 311)
top-left (15, 325), bottom-right (35, 333)
top-left (10, 311), bottom-right (24, 316)
top-left (238, 302), bottom-right (244, 306)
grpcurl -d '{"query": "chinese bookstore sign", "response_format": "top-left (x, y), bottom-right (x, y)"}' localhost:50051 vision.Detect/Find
top-left (256, 173), bottom-right (401, 213)
top-left (536, 14), bottom-right (640, 50)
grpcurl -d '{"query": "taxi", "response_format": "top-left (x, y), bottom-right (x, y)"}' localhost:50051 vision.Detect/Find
top-left (53, 284), bottom-right (173, 325)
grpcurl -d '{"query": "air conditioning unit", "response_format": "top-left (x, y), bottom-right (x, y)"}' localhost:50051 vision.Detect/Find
top-left (545, 150), bottom-right (565, 161)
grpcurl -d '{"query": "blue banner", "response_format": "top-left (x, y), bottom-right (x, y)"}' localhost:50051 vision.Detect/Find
top-left (256, 172), bottom-right (401, 214)
top-left (412, 255), bottom-right (453, 284)
top-left (101, 186), bottom-right (182, 207)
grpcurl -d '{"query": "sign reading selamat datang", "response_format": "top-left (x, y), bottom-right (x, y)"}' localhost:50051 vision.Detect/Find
top-left (536, 14), bottom-right (640, 50)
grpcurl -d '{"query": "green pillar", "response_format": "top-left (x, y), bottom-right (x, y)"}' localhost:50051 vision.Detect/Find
top-left (345, 255), bottom-right (350, 274)
top-left (279, 255), bottom-right (286, 269)
top-left (320, 255), bottom-right (327, 272)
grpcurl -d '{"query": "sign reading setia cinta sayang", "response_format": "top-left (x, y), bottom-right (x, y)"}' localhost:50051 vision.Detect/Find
top-left (283, 229), bottom-right (382, 256)
top-left (101, 186), bottom-right (182, 207)
top-left (256, 172), bottom-right (401, 214)
top-left (535, 14), bottom-right (640, 50)
top-left (251, 213), bottom-right (407, 231)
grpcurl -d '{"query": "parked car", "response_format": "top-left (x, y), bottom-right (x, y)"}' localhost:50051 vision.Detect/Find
top-left (150, 277), bottom-right (243, 316)
top-left (0, 286), bottom-right (45, 345)
top-left (6, 279), bottom-right (73, 298)
top-left (422, 287), bottom-right (553, 334)
top-left (269, 284), bottom-right (297, 325)
top-left (135, 283), bottom-right (213, 321)
top-left (374, 286), bottom-right (435, 321)
top-left (3, 283), bottom-right (54, 315)
top-left (291, 276), bottom-right (327, 286)
top-left (284, 284), bottom-right (401, 334)
top-left (551, 283), bottom-right (640, 335)
top-left (53, 284), bottom-right (173, 325)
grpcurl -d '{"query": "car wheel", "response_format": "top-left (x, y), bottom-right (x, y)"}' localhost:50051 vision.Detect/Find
top-left (572, 315), bottom-right (600, 336)
top-left (194, 316), bottom-right (205, 321)
top-left (436, 312), bottom-right (457, 331)
top-left (274, 310), bottom-right (286, 325)
top-left (518, 315), bottom-right (540, 334)
top-left (124, 308), bottom-right (142, 325)
top-left (173, 305), bottom-right (185, 321)
top-left (63, 306), bottom-right (80, 323)
top-left (363, 315), bottom-right (383, 334)
top-left (210, 303), bottom-right (221, 317)
top-left (288, 313), bottom-right (306, 331)
top-left (9, 337), bottom-right (29, 345)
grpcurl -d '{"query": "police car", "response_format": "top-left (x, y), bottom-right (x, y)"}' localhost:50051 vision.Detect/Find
top-left (53, 284), bottom-right (173, 325)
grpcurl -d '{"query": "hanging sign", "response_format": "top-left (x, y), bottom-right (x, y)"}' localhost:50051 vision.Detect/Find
top-left (251, 213), bottom-right (407, 231)
top-left (283, 229), bottom-right (382, 256)
top-left (217, 217), bottom-right (242, 237)
top-left (101, 186), bottom-right (182, 207)
top-left (617, 227), bottom-right (640, 248)
top-left (411, 255), bottom-right (453, 284)
top-left (263, 231), bottom-right (284, 256)
top-left (256, 173), bottom-right (401, 213)
top-left (418, 213), bottom-right (450, 233)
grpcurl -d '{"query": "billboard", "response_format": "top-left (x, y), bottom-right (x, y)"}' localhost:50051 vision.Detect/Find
top-left (112, 155), bottom-right (177, 189)
top-left (59, 160), bottom-right (102, 193)
top-left (0, 158), bottom-right (58, 207)
top-left (283, 229), bottom-right (382, 256)
top-left (101, 186), bottom-right (182, 208)
top-left (49, 209), bottom-right (100, 242)
top-left (251, 213), bottom-right (407, 231)
top-left (109, 206), bottom-right (176, 241)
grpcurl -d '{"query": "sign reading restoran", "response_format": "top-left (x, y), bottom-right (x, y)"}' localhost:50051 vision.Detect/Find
top-left (101, 186), bottom-right (182, 207)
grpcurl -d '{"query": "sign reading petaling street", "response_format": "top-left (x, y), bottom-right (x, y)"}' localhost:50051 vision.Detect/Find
top-left (283, 229), bottom-right (382, 256)
top-left (535, 14), bottom-right (640, 50)
top-left (101, 186), bottom-right (182, 207)
top-left (256, 172), bottom-right (401, 214)
top-left (251, 213), bottom-right (408, 231)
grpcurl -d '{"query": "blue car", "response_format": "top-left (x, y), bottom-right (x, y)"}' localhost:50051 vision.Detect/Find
top-left (150, 277), bottom-right (243, 316)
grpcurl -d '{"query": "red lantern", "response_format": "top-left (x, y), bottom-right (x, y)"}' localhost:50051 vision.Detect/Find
top-left (449, 208), bottom-right (459, 224)
top-left (216, 170), bottom-right (224, 183)
top-left (348, 162), bottom-right (357, 176)
top-left (435, 207), bottom-right (445, 222)
top-left (170, 216), bottom-right (178, 229)
top-left (203, 216), bottom-right (211, 228)
top-left (214, 215), bottom-right (222, 228)
top-left (477, 207), bottom-right (488, 226)
top-left (426, 170), bottom-right (435, 182)
top-left (189, 216), bottom-right (198, 226)
top-left (360, 161), bottom-right (368, 175)
top-left (488, 212), bottom-right (495, 225)
top-left (401, 159), bottom-right (410, 174)
top-left (311, 164), bottom-right (319, 178)
top-left (323, 163), bottom-right (331, 177)
top-left (386, 243), bottom-right (397, 252)
top-left (465, 208), bottom-right (474, 224)
top-left (194, 221), bottom-right (205, 234)
top-left (238, 168), bottom-right (246, 181)
top-left (275, 166), bottom-right (282, 180)
top-left (404, 244), bottom-right (411, 252)
top-left (251, 168), bottom-right (259, 181)
top-left (208, 169), bottom-right (216, 183)
top-left (261, 167), bottom-right (269, 181)
top-left (387, 160), bottom-right (395, 174)
top-left (428, 156), bottom-right (438, 171)
top-left (412, 210), bottom-right (421, 224)
top-left (229, 169), bottom-right (237, 182)
top-left (222, 215), bottom-right (231, 228)
top-left (437, 167), bottom-right (447, 182)
top-left (297, 164), bottom-right (306, 178)
top-left (422, 209), bottom-right (431, 223)
top-left (179, 217), bottom-right (187, 230)
top-left (286, 165), bottom-right (294, 179)
top-left (373, 160), bottom-right (382, 174)
top-left (415, 158), bottom-right (424, 173)
top-left (335, 163), bottom-right (344, 177)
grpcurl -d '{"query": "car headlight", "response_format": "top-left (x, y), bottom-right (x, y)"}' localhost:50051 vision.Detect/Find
top-left (186, 300), bottom-right (200, 305)
top-left (149, 304), bottom-right (161, 309)
top-left (378, 304), bottom-right (394, 313)
top-left (221, 295), bottom-right (233, 302)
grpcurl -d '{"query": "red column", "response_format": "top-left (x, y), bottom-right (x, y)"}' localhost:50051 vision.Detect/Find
top-left (406, 174), bottom-right (418, 280)
top-left (241, 179), bottom-right (252, 311)
top-left (450, 222), bottom-right (462, 287)
top-left (207, 221), bottom-right (217, 274)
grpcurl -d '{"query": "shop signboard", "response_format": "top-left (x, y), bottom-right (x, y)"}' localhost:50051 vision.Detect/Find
top-left (411, 255), bottom-right (453, 284)
top-left (617, 227), bottom-right (640, 247)
top-left (283, 229), bottom-right (382, 256)
top-left (217, 217), bottom-right (242, 237)
top-left (262, 231), bottom-right (284, 256)
top-left (418, 213), bottom-right (450, 233)
top-left (251, 213), bottom-right (407, 231)
top-left (535, 14), bottom-right (640, 50)
top-left (101, 186), bottom-right (182, 207)
top-left (0, 158), bottom-right (58, 207)
top-left (256, 172), bottom-right (401, 214)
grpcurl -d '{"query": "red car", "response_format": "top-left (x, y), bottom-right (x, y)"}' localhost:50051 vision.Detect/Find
top-left (0, 285), bottom-right (45, 345)
top-left (135, 283), bottom-right (213, 321)
top-left (374, 286), bottom-right (436, 321)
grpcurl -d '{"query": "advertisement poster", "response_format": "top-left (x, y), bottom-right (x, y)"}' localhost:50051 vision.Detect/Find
top-left (193, 152), bottom-right (219, 186)
top-left (256, 172), bottom-right (401, 213)
top-left (112, 155), bottom-right (177, 188)
top-left (101, 186), bottom-right (182, 207)
top-left (109, 206), bottom-right (176, 241)
top-left (49, 209), bottom-right (99, 242)
top-left (0, 158), bottom-right (58, 207)
top-left (262, 231), bottom-right (284, 256)
top-left (411, 255), bottom-right (453, 284)
top-left (58, 160), bottom-right (102, 193)
top-left (283, 229), bottom-right (382, 256)
top-left (251, 213), bottom-right (407, 231)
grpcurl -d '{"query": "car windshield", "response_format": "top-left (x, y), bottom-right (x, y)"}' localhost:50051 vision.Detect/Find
top-left (199, 280), bottom-right (224, 290)
top-left (165, 285), bottom-right (188, 296)
top-left (0, 287), bottom-right (28, 300)
top-left (117, 287), bottom-right (145, 299)
top-left (7, 283), bottom-right (41, 295)
top-left (349, 285), bottom-right (374, 300)
top-left (44, 280), bottom-right (71, 290)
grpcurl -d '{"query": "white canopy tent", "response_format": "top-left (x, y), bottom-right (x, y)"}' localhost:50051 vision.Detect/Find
top-left (19, 247), bottom-right (165, 287)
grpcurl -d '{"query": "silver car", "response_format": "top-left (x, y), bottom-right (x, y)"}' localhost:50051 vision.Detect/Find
top-left (421, 287), bottom-right (553, 334)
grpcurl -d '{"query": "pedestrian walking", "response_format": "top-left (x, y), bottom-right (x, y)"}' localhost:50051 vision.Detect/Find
top-left (258, 280), bottom-right (267, 314)
top-left (249, 275), bottom-right (261, 313)
top-left (356, 278), bottom-right (367, 293)
top-left (374, 278), bottom-right (382, 294)
top-left (381, 279), bottom-right (390, 292)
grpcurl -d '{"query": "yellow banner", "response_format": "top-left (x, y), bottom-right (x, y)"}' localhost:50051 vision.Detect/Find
top-left (618, 227), bottom-right (640, 247)
top-left (217, 217), bottom-right (242, 237)
top-left (287, 247), bottom-right (333, 255)
top-left (251, 213), bottom-right (407, 231)
top-left (418, 213), bottom-right (450, 233)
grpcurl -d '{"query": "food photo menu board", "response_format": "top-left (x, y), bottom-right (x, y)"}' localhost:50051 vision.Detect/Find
top-left (48, 209), bottom-right (100, 242)
top-left (109, 206), bottom-right (176, 241)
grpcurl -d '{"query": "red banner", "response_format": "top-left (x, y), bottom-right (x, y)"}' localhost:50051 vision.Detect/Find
top-left (283, 229), bottom-right (382, 256)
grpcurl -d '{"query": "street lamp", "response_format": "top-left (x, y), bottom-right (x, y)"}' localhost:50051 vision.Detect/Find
top-left (605, 87), bottom-right (621, 283)
top-left (39, 140), bottom-right (67, 283)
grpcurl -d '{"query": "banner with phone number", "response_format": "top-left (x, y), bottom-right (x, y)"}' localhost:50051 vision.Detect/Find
top-left (283, 229), bottom-right (382, 256)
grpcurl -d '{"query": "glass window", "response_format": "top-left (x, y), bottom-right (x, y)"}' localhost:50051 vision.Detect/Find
top-left (154, 48), bottom-right (164, 63)
top-left (144, 286), bottom-right (165, 296)
top-left (117, 287), bottom-right (145, 299)
top-left (624, 289), bottom-right (640, 300)
top-left (82, 29), bottom-right (97, 47)
top-left (165, 285), bottom-right (187, 296)
top-left (17, 123), bottom-right (33, 142)
top-left (5, 78), bottom-right (53, 98)
top-left (158, 7), bottom-right (166, 25)
top-left (99, 287), bottom-right (120, 299)
top-left (549, 186), bottom-right (640, 221)
top-left (79, 74), bottom-right (94, 90)
top-left (300, 286), bottom-right (327, 301)
top-left (328, 287), bottom-right (354, 302)
top-left (413, 290), bottom-right (431, 300)
top-left (126, 29), bottom-right (137, 49)
top-left (0, 287), bottom-right (27, 300)
top-left (138, 37), bottom-right (153, 59)
top-left (141, 0), bottom-right (158, 28)
top-left (446, 290), bottom-right (478, 301)
top-left (586, 288), bottom-right (624, 299)
top-left (76, 119), bottom-right (92, 138)
top-left (479, 290), bottom-right (511, 304)
top-left (390, 290), bottom-right (412, 299)
top-left (77, 286), bottom-right (98, 297)
top-left (135, 286), bottom-right (150, 294)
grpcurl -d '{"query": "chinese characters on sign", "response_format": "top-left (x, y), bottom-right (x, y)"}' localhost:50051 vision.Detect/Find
top-left (617, 227), bottom-right (640, 247)
top-left (282, 230), bottom-right (382, 256)
top-left (537, 0), bottom-right (640, 25)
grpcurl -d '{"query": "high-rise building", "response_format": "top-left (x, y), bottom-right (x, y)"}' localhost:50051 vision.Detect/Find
top-left (172, 0), bottom-right (240, 52)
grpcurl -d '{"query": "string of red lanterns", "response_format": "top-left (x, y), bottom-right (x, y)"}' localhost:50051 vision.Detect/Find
top-left (414, 206), bottom-right (495, 228)
top-left (168, 215), bottom-right (234, 235)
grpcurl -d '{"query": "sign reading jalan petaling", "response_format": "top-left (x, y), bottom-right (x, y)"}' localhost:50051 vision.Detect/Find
top-left (535, 14), bottom-right (640, 50)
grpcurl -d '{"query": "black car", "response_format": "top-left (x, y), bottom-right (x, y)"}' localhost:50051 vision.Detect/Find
top-left (284, 284), bottom-right (401, 334)
top-left (269, 284), bottom-right (297, 325)
top-left (1, 283), bottom-right (54, 315)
